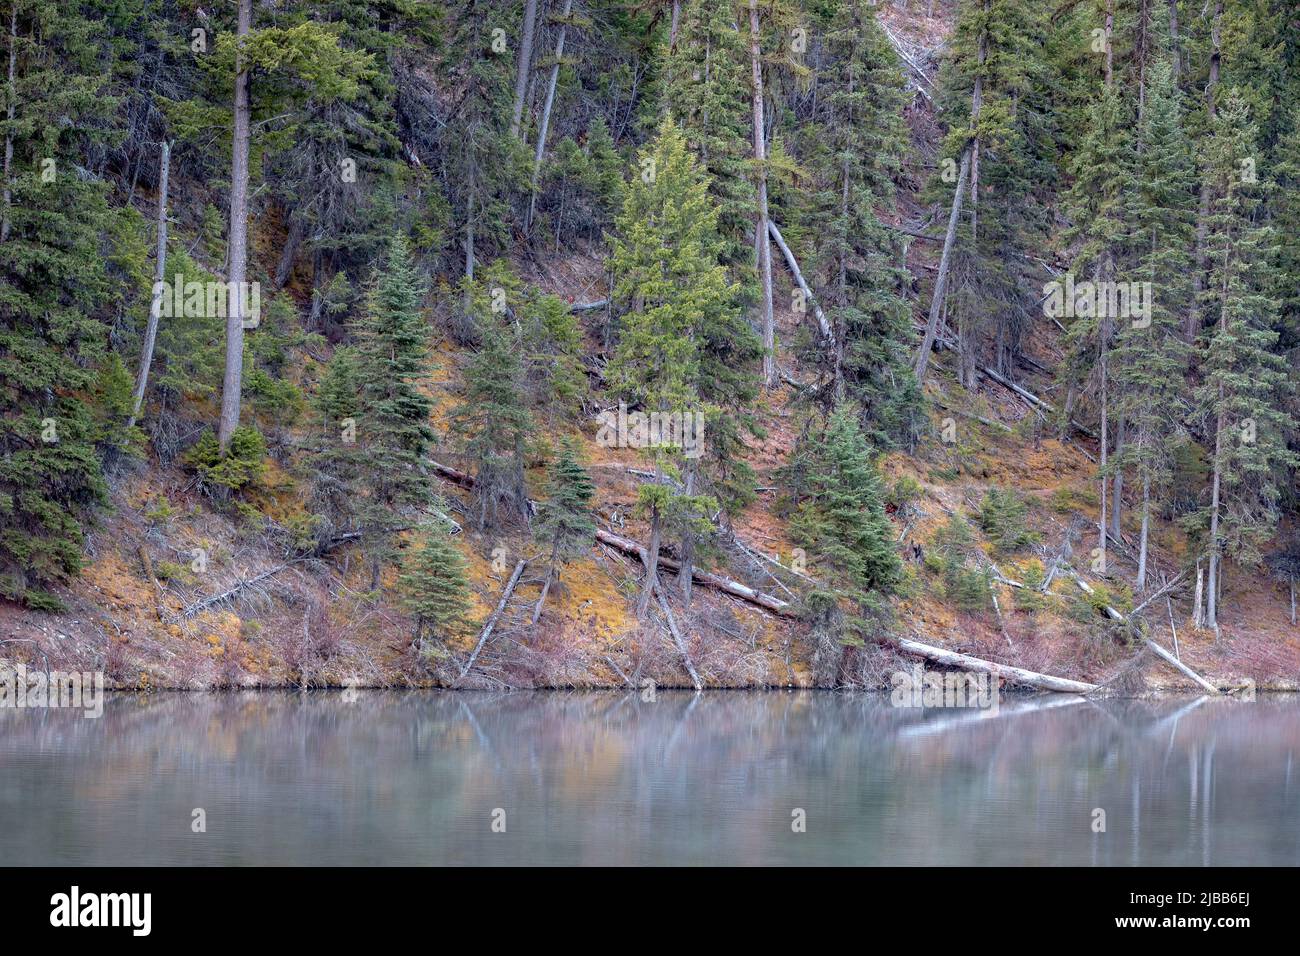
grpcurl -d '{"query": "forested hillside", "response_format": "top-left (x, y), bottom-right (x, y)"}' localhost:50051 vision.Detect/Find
top-left (2, 0), bottom-right (1298, 691)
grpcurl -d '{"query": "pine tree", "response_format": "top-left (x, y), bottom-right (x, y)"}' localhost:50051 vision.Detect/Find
top-left (1194, 90), bottom-right (1297, 630)
top-left (531, 438), bottom-right (596, 623)
top-left (607, 117), bottom-right (740, 611)
top-left (663, 0), bottom-right (754, 272)
top-left (307, 345), bottom-right (363, 544)
top-left (800, 0), bottom-right (921, 446)
top-left (788, 410), bottom-right (901, 601)
top-left (0, 0), bottom-right (121, 610)
top-left (352, 235), bottom-right (434, 582)
top-left (1114, 59), bottom-right (1194, 590)
top-left (452, 269), bottom-right (535, 531)
top-left (398, 524), bottom-right (472, 654)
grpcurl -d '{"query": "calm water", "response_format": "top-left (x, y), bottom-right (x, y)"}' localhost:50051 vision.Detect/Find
top-left (2, 690), bottom-right (1298, 865)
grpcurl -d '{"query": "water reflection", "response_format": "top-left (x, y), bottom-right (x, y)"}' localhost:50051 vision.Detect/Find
top-left (1, 690), bottom-right (1297, 865)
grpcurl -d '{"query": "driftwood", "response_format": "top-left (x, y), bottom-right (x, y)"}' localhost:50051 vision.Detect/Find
top-left (459, 558), bottom-right (527, 681)
top-left (767, 220), bottom-right (834, 345)
top-left (655, 587), bottom-right (703, 691)
top-left (887, 635), bottom-right (1098, 694)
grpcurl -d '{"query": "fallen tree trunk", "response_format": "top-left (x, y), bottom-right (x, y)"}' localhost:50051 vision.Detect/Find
top-left (459, 558), bottom-right (527, 681)
top-left (767, 220), bottom-right (834, 345)
top-left (655, 587), bottom-right (703, 691)
top-left (177, 562), bottom-right (301, 620)
top-left (887, 634), bottom-right (1098, 694)
top-left (596, 528), bottom-right (796, 616)
top-left (1143, 634), bottom-right (1219, 694)
top-left (428, 458), bottom-right (797, 617)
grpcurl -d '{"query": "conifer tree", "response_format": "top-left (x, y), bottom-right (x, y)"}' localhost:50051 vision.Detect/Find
top-left (452, 273), bottom-right (535, 531)
top-left (352, 235), bottom-right (435, 582)
top-left (801, 0), bottom-right (921, 446)
top-left (1194, 90), bottom-right (1296, 630)
top-left (532, 438), bottom-right (596, 623)
top-left (1114, 59), bottom-right (1194, 590)
top-left (663, 0), bottom-right (754, 271)
top-left (0, 0), bottom-right (120, 610)
top-left (307, 346), bottom-right (363, 543)
top-left (399, 524), bottom-right (472, 654)
top-left (607, 117), bottom-right (739, 612)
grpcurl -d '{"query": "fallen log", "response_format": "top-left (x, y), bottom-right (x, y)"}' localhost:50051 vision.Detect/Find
top-left (887, 634), bottom-right (1098, 694)
top-left (428, 458), bottom-right (798, 617)
top-left (177, 561), bottom-right (303, 620)
top-left (767, 220), bottom-right (834, 345)
top-left (569, 299), bottom-right (607, 313)
top-left (595, 527), bottom-right (797, 616)
top-left (655, 587), bottom-right (703, 691)
top-left (1143, 634), bottom-right (1219, 694)
top-left (459, 558), bottom-right (528, 681)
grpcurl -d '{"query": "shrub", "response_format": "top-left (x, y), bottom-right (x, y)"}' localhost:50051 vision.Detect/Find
top-left (978, 487), bottom-right (1039, 553)
top-left (185, 426), bottom-right (267, 493)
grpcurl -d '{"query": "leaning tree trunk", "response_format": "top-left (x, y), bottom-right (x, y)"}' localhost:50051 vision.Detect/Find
top-left (748, 0), bottom-right (775, 388)
top-left (915, 147), bottom-right (970, 382)
top-left (217, 0), bottom-right (252, 453)
top-left (1136, 473), bottom-right (1150, 592)
top-left (509, 0), bottom-right (539, 140)
top-left (129, 139), bottom-right (172, 429)
top-left (526, 0), bottom-right (573, 235)
top-left (1111, 416), bottom-right (1124, 539)
top-left (677, 457), bottom-right (698, 605)
top-left (637, 501), bottom-right (663, 619)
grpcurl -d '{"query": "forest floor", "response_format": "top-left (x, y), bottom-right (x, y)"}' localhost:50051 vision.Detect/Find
top-left (2, 3), bottom-right (1297, 693)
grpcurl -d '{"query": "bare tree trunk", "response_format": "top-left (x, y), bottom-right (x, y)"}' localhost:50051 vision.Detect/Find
top-left (1192, 561), bottom-right (1204, 629)
top-left (1111, 416), bottom-right (1124, 538)
top-left (1206, 409), bottom-right (1224, 631)
top-left (129, 139), bottom-right (171, 429)
top-left (526, 0), bottom-right (573, 235)
top-left (218, 0), bottom-right (252, 453)
top-left (1167, 0), bottom-right (1180, 80)
top-left (465, 161), bottom-right (476, 281)
top-left (915, 147), bottom-right (970, 382)
top-left (637, 502), bottom-right (663, 619)
top-left (677, 457), bottom-right (697, 605)
top-left (968, 4), bottom-right (987, 240)
top-left (510, 0), bottom-right (540, 140)
top-left (1, 5), bottom-right (17, 244)
top-left (1136, 474), bottom-right (1150, 591)
top-left (1104, 0), bottom-right (1115, 88)
top-left (1290, 576), bottom-right (1295, 626)
top-left (531, 541), bottom-right (559, 625)
top-left (1188, 0), bottom-right (1222, 342)
top-left (670, 0), bottom-right (681, 51)
top-left (749, 0), bottom-right (775, 387)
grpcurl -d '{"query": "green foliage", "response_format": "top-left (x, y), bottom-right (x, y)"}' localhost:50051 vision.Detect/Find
top-left (977, 487), bottom-right (1039, 553)
top-left (398, 524), bottom-right (472, 653)
top-left (927, 516), bottom-right (992, 612)
top-left (536, 439), bottom-right (597, 566)
top-left (789, 410), bottom-right (902, 600)
top-left (185, 427), bottom-right (267, 493)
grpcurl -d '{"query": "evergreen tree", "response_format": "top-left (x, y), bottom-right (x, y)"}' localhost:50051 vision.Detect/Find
top-left (663, 0), bottom-right (754, 271)
top-left (800, 0), bottom-right (921, 446)
top-left (306, 345), bottom-right (363, 545)
top-left (398, 523), bottom-right (472, 654)
top-left (352, 235), bottom-right (434, 581)
top-left (532, 438), bottom-right (596, 623)
top-left (1194, 90), bottom-right (1297, 629)
top-left (1114, 59), bottom-right (1194, 590)
top-left (607, 117), bottom-right (739, 611)
top-left (0, 0), bottom-right (121, 610)
top-left (452, 271), bottom-right (535, 531)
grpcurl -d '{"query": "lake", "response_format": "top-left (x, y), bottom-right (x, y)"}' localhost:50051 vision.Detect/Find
top-left (2, 690), bottom-right (1297, 865)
